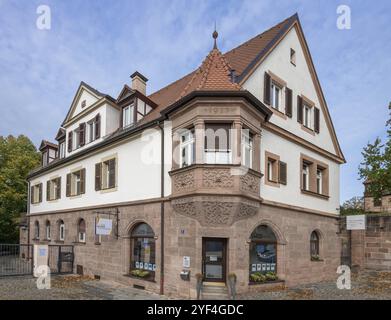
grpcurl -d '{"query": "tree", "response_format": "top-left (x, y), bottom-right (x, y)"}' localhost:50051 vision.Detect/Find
top-left (358, 102), bottom-right (391, 202)
top-left (0, 135), bottom-right (40, 243)
top-left (340, 196), bottom-right (365, 216)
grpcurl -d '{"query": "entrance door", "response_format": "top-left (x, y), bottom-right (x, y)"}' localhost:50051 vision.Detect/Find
top-left (202, 238), bottom-right (226, 282)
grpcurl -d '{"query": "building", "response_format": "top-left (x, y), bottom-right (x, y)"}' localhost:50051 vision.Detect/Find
top-left (25, 14), bottom-right (345, 298)
top-left (363, 182), bottom-right (391, 213)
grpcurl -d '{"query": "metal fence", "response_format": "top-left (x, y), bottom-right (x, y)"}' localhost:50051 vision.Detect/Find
top-left (0, 244), bottom-right (74, 277)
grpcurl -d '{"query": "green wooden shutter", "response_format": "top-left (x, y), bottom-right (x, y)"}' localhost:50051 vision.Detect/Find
top-left (264, 72), bottom-right (271, 105)
top-left (95, 163), bottom-right (102, 191)
top-left (285, 87), bottom-right (292, 117)
top-left (314, 107), bottom-right (320, 133)
top-left (297, 96), bottom-right (303, 124)
top-left (80, 168), bottom-right (86, 194)
top-left (66, 173), bottom-right (71, 197)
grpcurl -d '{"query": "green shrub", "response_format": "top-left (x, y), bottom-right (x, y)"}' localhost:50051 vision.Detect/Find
top-left (131, 269), bottom-right (150, 278)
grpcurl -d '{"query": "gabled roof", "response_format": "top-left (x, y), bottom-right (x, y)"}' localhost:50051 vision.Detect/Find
top-left (55, 128), bottom-right (66, 141)
top-left (117, 84), bottom-right (135, 103)
top-left (39, 140), bottom-right (58, 151)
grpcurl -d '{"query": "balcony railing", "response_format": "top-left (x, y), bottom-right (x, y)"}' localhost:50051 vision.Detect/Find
top-left (204, 149), bottom-right (232, 165)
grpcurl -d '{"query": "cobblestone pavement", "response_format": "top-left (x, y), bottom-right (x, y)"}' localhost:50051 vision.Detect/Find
top-left (237, 270), bottom-right (391, 300)
top-left (0, 275), bottom-right (168, 300)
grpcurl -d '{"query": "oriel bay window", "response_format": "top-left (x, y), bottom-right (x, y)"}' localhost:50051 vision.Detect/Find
top-left (95, 157), bottom-right (116, 191)
top-left (242, 131), bottom-right (253, 168)
top-left (130, 223), bottom-right (156, 281)
top-left (300, 154), bottom-right (329, 198)
top-left (204, 123), bottom-right (232, 164)
top-left (46, 177), bottom-right (61, 201)
top-left (66, 169), bottom-right (86, 197)
top-left (180, 129), bottom-right (195, 168)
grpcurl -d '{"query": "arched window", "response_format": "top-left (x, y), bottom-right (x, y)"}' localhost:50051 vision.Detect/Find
top-left (249, 225), bottom-right (278, 282)
top-left (78, 219), bottom-right (86, 243)
top-left (130, 223), bottom-right (156, 280)
top-left (310, 231), bottom-right (320, 259)
top-left (34, 221), bottom-right (40, 239)
top-left (58, 220), bottom-right (65, 241)
top-left (45, 220), bottom-right (51, 240)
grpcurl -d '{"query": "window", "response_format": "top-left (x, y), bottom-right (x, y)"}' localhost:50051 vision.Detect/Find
top-left (87, 114), bottom-right (100, 143)
top-left (180, 129), bottom-right (195, 168)
top-left (290, 48), bottom-right (296, 65)
top-left (271, 82), bottom-right (281, 110)
top-left (73, 129), bottom-right (80, 149)
top-left (316, 169), bottom-right (323, 194)
top-left (78, 219), bottom-right (86, 243)
top-left (267, 159), bottom-right (275, 182)
top-left (31, 183), bottom-right (42, 204)
top-left (302, 163), bottom-right (310, 191)
top-left (66, 169), bottom-right (85, 197)
top-left (47, 177), bottom-right (61, 201)
top-left (130, 223), bottom-right (156, 281)
top-left (310, 231), bottom-right (320, 259)
top-left (303, 104), bottom-right (312, 129)
top-left (249, 225), bottom-right (277, 282)
top-left (123, 104), bottom-right (134, 128)
top-left (204, 123), bottom-right (232, 164)
top-left (45, 221), bottom-right (51, 240)
top-left (265, 152), bottom-right (286, 186)
top-left (242, 131), bottom-right (253, 168)
top-left (95, 158), bottom-right (116, 191)
top-left (59, 142), bottom-right (65, 159)
top-left (58, 220), bottom-right (65, 241)
top-left (34, 221), bottom-right (40, 239)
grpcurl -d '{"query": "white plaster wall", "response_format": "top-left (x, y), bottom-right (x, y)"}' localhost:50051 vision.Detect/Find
top-left (72, 90), bottom-right (99, 117)
top-left (260, 128), bottom-right (340, 214)
top-left (105, 104), bottom-right (120, 135)
top-left (30, 125), bottom-right (173, 214)
top-left (243, 26), bottom-right (336, 155)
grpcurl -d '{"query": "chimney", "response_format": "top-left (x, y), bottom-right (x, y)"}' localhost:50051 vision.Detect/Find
top-left (130, 71), bottom-right (148, 95)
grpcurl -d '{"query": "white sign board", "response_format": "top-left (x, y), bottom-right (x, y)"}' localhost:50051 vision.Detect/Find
top-left (183, 256), bottom-right (190, 268)
top-left (96, 218), bottom-right (113, 235)
top-left (347, 215), bottom-right (366, 230)
top-left (33, 244), bottom-right (48, 277)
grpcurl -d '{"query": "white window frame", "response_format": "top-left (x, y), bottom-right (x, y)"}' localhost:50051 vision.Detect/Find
top-left (303, 104), bottom-right (312, 129)
top-left (71, 172), bottom-right (81, 196)
top-left (271, 82), bottom-right (281, 111)
top-left (78, 231), bottom-right (86, 243)
top-left (302, 164), bottom-right (310, 191)
top-left (316, 169), bottom-right (323, 194)
top-left (73, 129), bottom-right (80, 149)
top-left (59, 142), bottom-right (65, 159)
top-left (59, 223), bottom-right (65, 241)
top-left (123, 104), bottom-right (134, 128)
top-left (179, 130), bottom-right (194, 168)
top-left (242, 132), bottom-right (253, 168)
top-left (267, 160), bottom-right (274, 182)
top-left (88, 121), bottom-right (96, 143)
top-left (46, 223), bottom-right (51, 240)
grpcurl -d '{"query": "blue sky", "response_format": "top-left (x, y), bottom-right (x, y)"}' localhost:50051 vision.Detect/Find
top-left (0, 0), bottom-right (390, 202)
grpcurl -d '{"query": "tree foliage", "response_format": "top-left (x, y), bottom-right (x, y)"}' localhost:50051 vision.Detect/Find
top-left (340, 196), bottom-right (365, 216)
top-left (0, 135), bottom-right (40, 243)
top-left (359, 102), bottom-right (391, 201)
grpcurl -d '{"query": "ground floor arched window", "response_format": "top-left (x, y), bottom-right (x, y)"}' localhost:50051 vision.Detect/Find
top-left (310, 231), bottom-right (320, 260)
top-left (58, 220), bottom-right (65, 241)
top-left (130, 223), bottom-right (156, 281)
top-left (34, 221), bottom-right (40, 239)
top-left (78, 219), bottom-right (86, 243)
top-left (45, 220), bottom-right (51, 240)
top-left (249, 225), bottom-right (278, 283)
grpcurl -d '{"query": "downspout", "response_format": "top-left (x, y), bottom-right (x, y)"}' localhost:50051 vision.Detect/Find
top-left (27, 180), bottom-right (31, 259)
top-left (158, 121), bottom-right (165, 295)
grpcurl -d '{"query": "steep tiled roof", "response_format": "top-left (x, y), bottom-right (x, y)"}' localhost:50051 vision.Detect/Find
top-left (145, 14), bottom-right (295, 121)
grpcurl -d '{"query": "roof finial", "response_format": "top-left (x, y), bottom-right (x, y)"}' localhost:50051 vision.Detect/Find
top-left (212, 21), bottom-right (218, 49)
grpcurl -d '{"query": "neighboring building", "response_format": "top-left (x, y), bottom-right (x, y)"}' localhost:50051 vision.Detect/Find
top-left (363, 182), bottom-right (391, 213)
top-left (26, 14), bottom-right (345, 298)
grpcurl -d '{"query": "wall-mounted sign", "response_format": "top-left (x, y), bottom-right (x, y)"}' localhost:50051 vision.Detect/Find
top-left (96, 218), bottom-right (113, 235)
top-left (183, 256), bottom-right (190, 268)
top-left (347, 215), bottom-right (366, 230)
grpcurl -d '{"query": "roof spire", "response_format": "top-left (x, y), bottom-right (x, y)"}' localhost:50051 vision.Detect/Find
top-left (212, 21), bottom-right (218, 49)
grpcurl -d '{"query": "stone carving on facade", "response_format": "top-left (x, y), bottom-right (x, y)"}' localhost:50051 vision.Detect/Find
top-left (235, 201), bottom-right (259, 221)
top-left (240, 173), bottom-right (260, 195)
top-left (173, 170), bottom-right (195, 193)
top-left (203, 201), bottom-right (234, 226)
top-left (202, 168), bottom-right (234, 188)
top-left (172, 198), bottom-right (198, 218)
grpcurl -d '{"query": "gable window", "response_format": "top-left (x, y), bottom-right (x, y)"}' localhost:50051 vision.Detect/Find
top-left (271, 82), bottom-right (282, 111)
top-left (45, 221), bottom-right (51, 240)
top-left (30, 183), bottom-right (42, 204)
top-left (95, 158), bottom-right (116, 191)
top-left (302, 163), bottom-right (310, 191)
top-left (73, 129), bottom-right (80, 149)
top-left (78, 219), bottom-right (86, 243)
top-left (66, 169), bottom-right (86, 197)
top-left (81, 100), bottom-right (86, 108)
top-left (242, 131), bottom-right (253, 168)
top-left (47, 177), bottom-right (61, 201)
top-left (303, 103), bottom-right (312, 129)
top-left (58, 220), bottom-right (65, 241)
top-left (123, 104), bottom-right (135, 128)
top-left (290, 48), bottom-right (296, 65)
top-left (42, 151), bottom-right (48, 166)
top-left (204, 123), bottom-right (232, 164)
top-left (180, 129), bottom-right (195, 168)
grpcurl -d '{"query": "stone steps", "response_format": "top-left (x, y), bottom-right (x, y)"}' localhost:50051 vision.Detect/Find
top-left (201, 283), bottom-right (230, 300)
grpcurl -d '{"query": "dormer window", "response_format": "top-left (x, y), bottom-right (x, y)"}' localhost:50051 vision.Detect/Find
top-left (59, 141), bottom-right (65, 159)
top-left (123, 104), bottom-right (134, 128)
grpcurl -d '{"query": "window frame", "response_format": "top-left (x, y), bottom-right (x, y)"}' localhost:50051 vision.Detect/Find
top-left (122, 104), bottom-right (135, 128)
top-left (302, 163), bottom-right (310, 191)
top-left (179, 129), bottom-right (195, 168)
top-left (78, 219), bottom-right (86, 243)
top-left (310, 231), bottom-right (320, 259)
top-left (45, 221), bottom-right (51, 240)
top-left (270, 82), bottom-right (282, 111)
top-left (59, 221), bottom-right (65, 241)
top-left (242, 131), bottom-right (253, 169)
